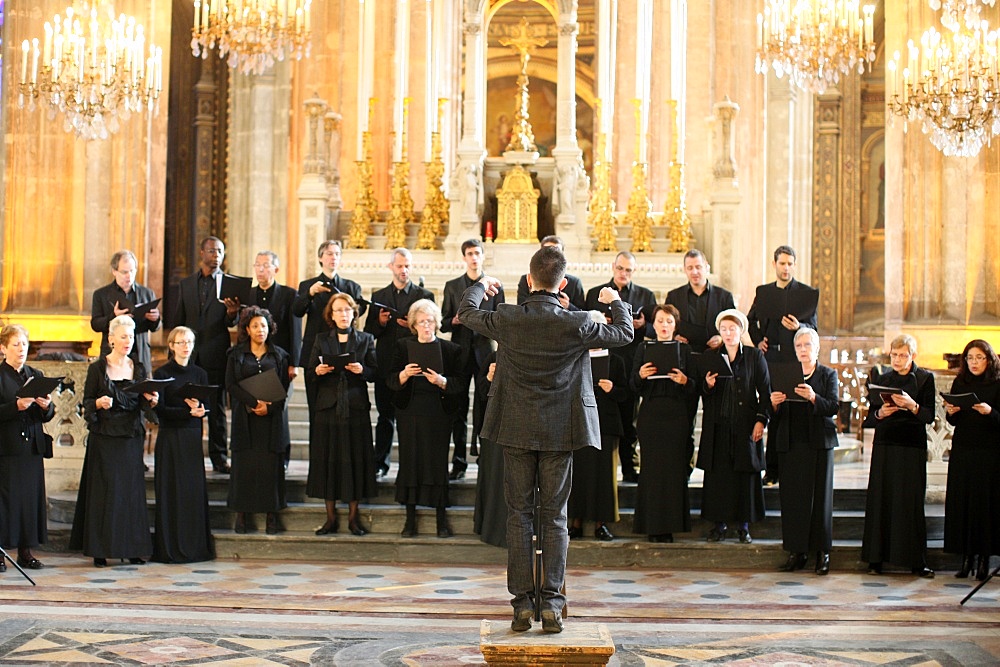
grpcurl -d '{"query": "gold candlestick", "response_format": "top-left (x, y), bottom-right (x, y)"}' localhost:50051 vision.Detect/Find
top-left (623, 99), bottom-right (654, 252)
top-left (662, 100), bottom-right (694, 252)
top-left (587, 102), bottom-right (618, 252)
top-left (385, 99), bottom-right (415, 249)
top-left (417, 99), bottom-right (449, 250)
top-left (348, 98), bottom-right (379, 249)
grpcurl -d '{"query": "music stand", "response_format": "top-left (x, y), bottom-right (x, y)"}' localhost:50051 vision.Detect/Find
top-left (0, 546), bottom-right (37, 585)
top-left (961, 561), bottom-right (1000, 605)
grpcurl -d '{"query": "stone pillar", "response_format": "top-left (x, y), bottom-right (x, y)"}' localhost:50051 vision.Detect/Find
top-left (764, 73), bottom-right (796, 269)
top-left (325, 111), bottom-right (344, 212)
top-left (812, 89), bottom-right (842, 333)
top-left (300, 97), bottom-right (333, 281)
top-left (709, 98), bottom-right (742, 297)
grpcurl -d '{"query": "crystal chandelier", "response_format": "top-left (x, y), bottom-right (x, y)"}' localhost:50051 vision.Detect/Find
top-left (886, 20), bottom-right (1000, 157)
top-left (191, 0), bottom-right (313, 76)
top-left (755, 0), bottom-right (877, 94)
top-left (17, 2), bottom-right (162, 141)
top-left (929, 0), bottom-right (997, 32)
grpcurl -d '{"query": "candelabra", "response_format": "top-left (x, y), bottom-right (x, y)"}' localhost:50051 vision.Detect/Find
top-left (587, 103), bottom-right (618, 252)
top-left (385, 99), bottom-right (415, 249)
top-left (417, 99), bottom-right (449, 250)
top-left (755, 0), bottom-right (876, 93)
top-left (191, 0), bottom-right (312, 76)
top-left (661, 101), bottom-right (694, 252)
top-left (18, 2), bottom-right (163, 140)
top-left (623, 100), bottom-right (654, 253)
top-left (348, 99), bottom-right (378, 249)
top-left (931, 0), bottom-right (998, 32)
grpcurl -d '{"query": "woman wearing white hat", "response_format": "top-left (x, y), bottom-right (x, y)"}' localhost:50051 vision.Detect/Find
top-left (696, 308), bottom-right (771, 544)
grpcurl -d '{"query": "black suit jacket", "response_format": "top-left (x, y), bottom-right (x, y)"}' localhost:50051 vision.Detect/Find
top-left (441, 274), bottom-right (505, 370)
top-left (768, 364), bottom-right (839, 452)
top-left (363, 281), bottom-right (435, 378)
top-left (173, 271), bottom-right (232, 371)
top-left (0, 363), bottom-right (55, 458)
top-left (516, 273), bottom-right (585, 310)
top-left (307, 329), bottom-right (377, 412)
top-left (664, 282), bottom-right (735, 352)
top-left (91, 282), bottom-right (161, 374)
top-left (747, 278), bottom-right (819, 362)
top-left (247, 283), bottom-right (302, 367)
top-left (293, 273), bottom-right (365, 371)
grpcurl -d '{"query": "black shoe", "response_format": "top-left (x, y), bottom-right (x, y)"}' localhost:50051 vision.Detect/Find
top-left (16, 556), bottom-right (43, 570)
top-left (315, 520), bottom-right (339, 536)
top-left (622, 471), bottom-right (639, 484)
top-left (912, 567), bottom-right (935, 579)
top-left (213, 462), bottom-right (231, 474)
top-left (815, 552), bottom-right (830, 576)
top-left (737, 528), bottom-right (752, 544)
top-left (129, 558), bottom-right (145, 565)
top-left (594, 525), bottom-right (614, 541)
top-left (977, 556), bottom-right (991, 581)
top-left (779, 552), bottom-right (808, 572)
top-left (541, 610), bottom-right (564, 634)
top-left (234, 513), bottom-right (247, 534)
top-left (401, 520), bottom-right (417, 538)
top-left (762, 475), bottom-right (778, 487)
top-left (957, 554), bottom-right (977, 579)
top-left (437, 525), bottom-right (453, 538)
top-left (567, 526), bottom-right (583, 539)
top-left (266, 513), bottom-right (280, 535)
top-left (511, 609), bottom-right (532, 632)
top-left (649, 534), bottom-right (673, 543)
top-left (707, 523), bottom-right (727, 542)
top-left (349, 520), bottom-right (369, 536)
top-left (376, 468), bottom-right (389, 479)
top-left (93, 558), bottom-right (107, 568)
top-left (867, 562), bottom-right (883, 575)
top-left (0, 561), bottom-right (6, 573)
top-left (448, 468), bottom-right (466, 480)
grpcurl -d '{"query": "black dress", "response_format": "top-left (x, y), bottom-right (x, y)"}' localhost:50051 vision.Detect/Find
top-left (697, 345), bottom-right (770, 525)
top-left (770, 365), bottom-right (839, 554)
top-left (473, 352), bottom-right (507, 548)
top-left (226, 343), bottom-right (291, 514)
top-left (69, 358), bottom-right (153, 560)
top-left (306, 329), bottom-right (378, 503)
top-left (152, 360), bottom-right (215, 563)
top-left (630, 343), bottom-right (698, 535)
top-left (0, 363), bottom-right (55, 550)
top-left (568, 353), bottom-right (626, 524)
top-left (943, 374), bottom-right (1000, 558)
top-left (387, 337), bottom-right (464, 508)
top-left (861, 364), bottom-right (936, 569)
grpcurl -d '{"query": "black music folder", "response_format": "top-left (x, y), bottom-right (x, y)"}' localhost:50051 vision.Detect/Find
top-left (940, 392), bottom-right (980, 409)
top-left (643, 341), bottom-right (683, 379)
top-left (694, 351), bottom-right (734, 378)
top-left (320, 352), bottom-right (357, 372)
top-left (769, 361), bottom-right (807, 401)
top-left (590, 349), bottom-right (610, 383)
top-left (113, 298), bottom-right (161, 319)
top-left (753, 284), bottom-right (819, 322)
top-left (238, 368), bottom-right (287, 403)
top-left (121, 377), bottom-right (173, 395)
top-left (868, 383), bottom-right (903, 405)
top-left (178, 383), bottom-right (219, 404)
top-left (360, 297), bottom-right (404, 321)
top-left (219, 274), bottom-right (253, 304)
top-left (16, 375), bottom-right (63, 398)
top-left (406, 339), bottom-right (443, 374)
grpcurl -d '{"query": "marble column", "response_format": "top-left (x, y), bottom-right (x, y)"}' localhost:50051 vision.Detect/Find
top-left (709, 97), bottom-right (741, 294)
top-left (764, 72), bottom-right (795, 267)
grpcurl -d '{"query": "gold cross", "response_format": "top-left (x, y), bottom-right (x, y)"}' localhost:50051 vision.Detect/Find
top-left (499, 18), bottom-right (548, 59)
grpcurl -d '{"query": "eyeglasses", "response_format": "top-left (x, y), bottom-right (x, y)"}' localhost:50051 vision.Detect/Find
top-left (414, 319), bottom-right (436, 328)
top-left (253, 263), bottom-right (275, 269)
top-left (172, 339), bottom-right (196, 346)
top-left (331, 308), bottom-right (354, 315)
top-left (967, 354), bottom-right (988, 363)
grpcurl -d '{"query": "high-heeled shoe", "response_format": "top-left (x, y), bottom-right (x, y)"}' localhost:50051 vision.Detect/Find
top-left (737, 528), bottom-right (752, 544)
top-left (266, 512), bottom-right (280, 535)
top-left (779, 552), bottom-right (808, 572)
top-left (93, 558), bottom-right (107, 568)
top-left (815, 552), bottom-right (830, 576)
top-left (956, 554), bottom-right (977, 579)
top-left (129, 558), bottom-right (145, 565)
top-left (348, 519), bottom-right (369, 536)
top-left (976, 555), bottom-right (991, 581)
top-left (707, 523), bottom-right (727, 542)
top-left (315, 520), bottom-right (339, 535)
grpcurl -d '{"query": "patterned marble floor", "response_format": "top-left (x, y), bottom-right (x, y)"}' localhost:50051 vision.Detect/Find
top-left (0, 552), bottom-right (998, 665)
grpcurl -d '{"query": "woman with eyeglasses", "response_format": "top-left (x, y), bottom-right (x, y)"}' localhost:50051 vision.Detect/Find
top-left (862, 334), bottom-right (936, 578)
top-left (943, 340), bottom-right (1000, 581)
top-left (307, 293), bottom-right (377, 537)
top-left (151, 326), bottom-right (214, 563)
top-left (387, 299), bottom-right (464, 538)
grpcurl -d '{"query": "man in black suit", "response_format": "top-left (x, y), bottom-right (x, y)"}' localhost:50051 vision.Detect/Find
top-left (247, 250), bottom-right (302, 376)
top-left (515, 236), bottom-right (585, 310)
top-left (90, 250), bottom-right (161, 375)
top-left (173, 236), bottom-right (241, 473)
top-left (664, 249), bottom-right (735, 352)
top-left (364, 247), bottom-right (434, 477)
top-left (747, 244), bottom-right (819, 486)
top-left (440, 238), bottom-right (505, 479)
top-left (584, 251), bottom-right (656, 484)
top-left (293, 240), bottom-right (365, 419)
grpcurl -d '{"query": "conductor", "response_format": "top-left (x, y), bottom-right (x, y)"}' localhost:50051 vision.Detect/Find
top-left (458, 246), bottom-right (633, 633)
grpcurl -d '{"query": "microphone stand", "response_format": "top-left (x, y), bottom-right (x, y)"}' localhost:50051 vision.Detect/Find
top-left (961, 560), bottom-right (999, 605)
top-left (532, 484), bottom-right (542, 622)
top-left (0, 546), bottom-right (36, 586)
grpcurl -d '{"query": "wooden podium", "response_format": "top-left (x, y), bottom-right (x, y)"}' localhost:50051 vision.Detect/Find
top-left (480, 620), bottom-right (615, 665)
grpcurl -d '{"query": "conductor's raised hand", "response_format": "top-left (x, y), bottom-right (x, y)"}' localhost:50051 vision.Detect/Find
top-left (479, 276), bottom-right (503, 300)
top-left (597, 287), bottom-right (621, 304)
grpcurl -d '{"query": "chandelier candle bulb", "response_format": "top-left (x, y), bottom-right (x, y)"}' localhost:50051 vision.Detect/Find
top-left (31, 39), bottom-right (39, 85)
top-left (21, 41), bottom-right (28, 85)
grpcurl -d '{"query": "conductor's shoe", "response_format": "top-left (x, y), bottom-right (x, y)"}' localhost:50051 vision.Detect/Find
top-left (448, 468), bottom-right (466, 480)
top-left (815, 552), bottom-right (830, 576)
top-left (213, 462), bottom-right (231, 474)
top-left (762, 475), bottom-right (778, 487)
top-left (510, 610), bottom-right (532, 632)
top-left (541, 610), bottom-right (564, 634)
top-left (912, 567), bottom-right (935, 579)
top-left (0, 561), bottom-right (6, 573)
top-left (594, 525), bottom-right (614, 541)
top-left (867, 562), bottom-right (883, 575)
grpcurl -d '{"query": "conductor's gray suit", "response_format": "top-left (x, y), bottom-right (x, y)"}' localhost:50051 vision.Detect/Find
top-left (458, 282), bottom-right (632, 616)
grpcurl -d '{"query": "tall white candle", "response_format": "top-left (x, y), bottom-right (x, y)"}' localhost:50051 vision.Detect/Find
top-left (393, 0), bottom-right (409, 163)
top-left (425, 0), bottom-right (434, 161)
top-left (357, 0), bottom-right (366, 160)
top-left (21, 40), bottom-right (29, 84)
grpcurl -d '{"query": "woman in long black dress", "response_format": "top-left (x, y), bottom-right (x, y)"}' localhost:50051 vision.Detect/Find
top-left (152, 326), bottom-right (214, 563)
top-left (697, 309), bottom-right (770, 544)
top-left (862, 334), bottom-right (936, 578)
top-left (387, 299), bottom-right (464, 538)
top-left (0, 324), bottom-right (55, 571)
top-left (307, 292), bottom-right (377, 536)
top-left (943, 339), bottom-right (1000, 581)
top-left (226, 306), bottom-right (291, 535)
top-left (631, 304), bottom-right (697, 543)
top-left (71, 315), bottom-right (158, 567)
top-left (769, 328), bottom-right (839, 575)
top-left (473, 350), bottom-right (507, 548)
top-left (569, 310), bottom-right (627, 541)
